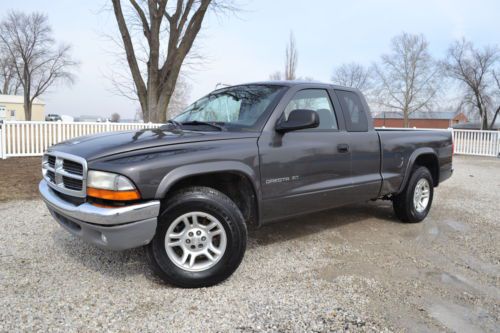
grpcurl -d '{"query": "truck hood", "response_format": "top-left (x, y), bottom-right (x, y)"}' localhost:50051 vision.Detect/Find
top-left (48, 128), bottom-right (259, 161)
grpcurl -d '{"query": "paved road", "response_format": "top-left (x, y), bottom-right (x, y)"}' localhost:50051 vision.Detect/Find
top-left (1, 156), bottom-right (499, 332)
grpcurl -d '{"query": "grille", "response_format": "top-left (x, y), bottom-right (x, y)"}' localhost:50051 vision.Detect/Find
top-left (47, 170), bottom-right (55, 183)
top-left (63, 176), bottom-right (83, 191)
top-left (43, 153), bottom-right (87, 198)
top-left (63, 160), bottom-right (83, 176)
top-left (48, 155), bottom-right (56, 168)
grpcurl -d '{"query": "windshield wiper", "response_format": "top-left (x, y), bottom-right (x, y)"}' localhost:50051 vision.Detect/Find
top-left (161, 119), bottom-right (183, 130)
top-left (181, 121), bottom-right (225, 131)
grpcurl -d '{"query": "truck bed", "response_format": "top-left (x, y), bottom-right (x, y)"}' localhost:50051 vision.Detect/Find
top-left (376, 128), bottom-right (453, 196)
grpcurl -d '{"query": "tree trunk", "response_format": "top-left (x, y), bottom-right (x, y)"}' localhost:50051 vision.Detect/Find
top-left (111, 0), bottom-right (211, 123)
top-left (23, 94), bottom-right (31, 120)
top-left (23, 66), bottom-right (31, 120)
top-left (403, 107), bottom-right (409, 128)
top-left (474, 91), bottom-right (488, 130)
top-left (157, 92), bottom-right (172, 123)
top-left (481, 114), bottom-right (488, 130)
top-left (489, 106), bottom-right (500, 130)
top-left (138, 97), bottom-right (149, 122)
top-left (478, 105), bottom-right (488, 130)
top-left (2, 75), bottom-right (10, 94)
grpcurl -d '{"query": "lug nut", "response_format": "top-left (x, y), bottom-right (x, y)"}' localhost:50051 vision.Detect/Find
top-left (188, 232), bottom-right (193, 237)
top-left (196, 231), bottom-right (201, 236)
top-left (198, 244), bottom-right (203, 248)
top-left (201, 236), bottom-right (206, 241)
top-left (191, 245), bottom-right (195, 249)
top-left (186, 239), bottom-right (191, 244)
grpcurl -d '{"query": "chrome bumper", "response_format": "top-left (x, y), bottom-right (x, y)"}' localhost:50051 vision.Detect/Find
top-left (39, 180), bottom-right (160, 225)
top-left (39, 180), bottom-right (160, 250)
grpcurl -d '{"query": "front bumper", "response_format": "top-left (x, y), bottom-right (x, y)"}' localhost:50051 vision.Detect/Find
top-left (39, 180), bottom-right (160, 250)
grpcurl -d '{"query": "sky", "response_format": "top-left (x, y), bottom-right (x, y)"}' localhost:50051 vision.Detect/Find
top-left (2, 0), bottom-right (500, 119)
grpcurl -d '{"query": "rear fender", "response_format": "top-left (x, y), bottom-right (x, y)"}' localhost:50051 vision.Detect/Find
top-left (397, 148), bottom-right (438, 194)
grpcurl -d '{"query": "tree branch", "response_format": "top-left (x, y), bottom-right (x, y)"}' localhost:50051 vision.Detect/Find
top-left (129, 0), bottom-right (151, 42)
top-left (111, 0), bottom-right (147, 104)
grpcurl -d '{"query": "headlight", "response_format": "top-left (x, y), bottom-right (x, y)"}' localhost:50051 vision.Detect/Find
top-left (87, 170), bottom-right (140, 201)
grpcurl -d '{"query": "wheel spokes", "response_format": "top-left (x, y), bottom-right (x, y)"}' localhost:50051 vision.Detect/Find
top-left (209, 244), bottom-right (222, 255)
top-left (164, 211), bottom-right (228, 272)
top-left (180, 251), bottom-right (189, 265)
top-left (206, 221), bottom-right (217, 231)
top-left (167, 240), bottom-right (182, 247)
top-left (209, 228), bottom-right (223, 237)
top-left (204, 250), bottom-right (215, 261)
top-left (195, 214), bottom-right (204, 226)
top-left (168, 231), bottom-right (184, 239)
top-left (414, 178), bottom-right (430, 213)
top-left (188, 253), bottom-right (196, 267)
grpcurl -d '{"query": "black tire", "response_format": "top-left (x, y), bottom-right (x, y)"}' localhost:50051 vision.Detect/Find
top-left (146, 186), bottom-right (247, 288)
top-left (392, 166), bottom-right (434, 223)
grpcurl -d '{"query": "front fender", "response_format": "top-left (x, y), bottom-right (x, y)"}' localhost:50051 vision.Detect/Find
top-left (154, 161), bottom-right (258, 199)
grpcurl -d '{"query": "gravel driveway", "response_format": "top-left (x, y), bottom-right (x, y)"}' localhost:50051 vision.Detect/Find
top-left (1, 156), bottom-right (499, 332)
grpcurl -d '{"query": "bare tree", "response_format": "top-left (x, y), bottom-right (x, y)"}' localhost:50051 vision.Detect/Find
top-left (331, 62), bottom-right (371, 92)
top-left (443, 39), bottom-right (499, 130)
top-left (0, 51), bottom-right (21, 94)
top-left (134, 107), bottom-right (144, 122)
top-left (0, 11), bottom-right (77, 120)
top-left (489, 70), bottom-right (500, 128)
top-left (268, 31), bottom-right (298, 81)
top-left (372, 33), bottom-right (440, 127)
top-left (167, 75), bottom-right (192, 117)
top-left (284, 31), bottom-right (298, 80)
top-left (269, 70), bottom-right (282, 81)
top-left (110, 112), bottom-right (121, 122)
top-left (110, 0), bottom-right (237, 123)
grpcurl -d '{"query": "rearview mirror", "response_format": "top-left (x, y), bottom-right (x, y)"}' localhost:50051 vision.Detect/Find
top-left (275, 109), bottom-right (319, 133)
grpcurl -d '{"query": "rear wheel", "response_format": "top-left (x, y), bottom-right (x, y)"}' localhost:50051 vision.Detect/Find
top-left (393, 166), bottom-right (434, 223)
top-left (147, 186), bottom-right (247, 288)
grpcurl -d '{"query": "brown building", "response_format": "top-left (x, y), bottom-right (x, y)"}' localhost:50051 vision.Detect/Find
top-left (372, 111), bottom-right (468, 129)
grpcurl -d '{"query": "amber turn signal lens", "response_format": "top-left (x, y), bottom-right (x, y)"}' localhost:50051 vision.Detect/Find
top-left (87, 187), bottom-right (141, 201)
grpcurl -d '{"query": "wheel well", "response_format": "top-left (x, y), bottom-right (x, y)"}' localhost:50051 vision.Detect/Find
top-left (414, 154), bottom-right (439, 186)
top-left (167, 172), bottom-right (259, 227)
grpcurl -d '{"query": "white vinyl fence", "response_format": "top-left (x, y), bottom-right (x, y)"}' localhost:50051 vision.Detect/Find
top-left (0, 121), bottom-right (499, 158)
top-left (0, 121), bottom-right (162, 159)
top-left (453, 129), bottom-right (500, 157)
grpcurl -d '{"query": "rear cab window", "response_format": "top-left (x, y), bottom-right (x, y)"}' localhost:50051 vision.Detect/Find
top-left (335, 90), bottom-right (368, 132)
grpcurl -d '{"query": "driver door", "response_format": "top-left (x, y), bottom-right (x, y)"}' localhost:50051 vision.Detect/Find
top-left (258, 88), bottom-right (353, 223)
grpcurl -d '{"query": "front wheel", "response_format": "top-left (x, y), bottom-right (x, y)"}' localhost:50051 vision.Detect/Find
top-left (393, 166), bottom-right (434, 223)
top-left (147, 186), bottom-right (247, 288)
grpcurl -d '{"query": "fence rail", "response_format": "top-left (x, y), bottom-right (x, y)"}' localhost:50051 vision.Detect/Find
top-left (0, 121), bottom-right (161, 158)
top-left (0, 121), bottom-right (499, 158)
top-left (453, 129), bottom-right (500, 157)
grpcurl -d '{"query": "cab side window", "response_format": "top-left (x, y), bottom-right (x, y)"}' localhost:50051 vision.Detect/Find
top-left (284, 89), bottom-right (338, 130)
top-left (336, 90), bottom-right (368, 132)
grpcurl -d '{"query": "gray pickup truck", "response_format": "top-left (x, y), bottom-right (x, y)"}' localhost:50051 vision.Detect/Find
top-left (39, 81), bottom-right (453, 287)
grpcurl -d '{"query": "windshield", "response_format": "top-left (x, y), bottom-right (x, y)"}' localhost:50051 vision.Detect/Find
top-left (173, 84), bottom-right (285, 131)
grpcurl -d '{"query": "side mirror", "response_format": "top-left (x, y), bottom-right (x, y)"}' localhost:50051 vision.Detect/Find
top-left (275, 109), bottom-right (319, 133)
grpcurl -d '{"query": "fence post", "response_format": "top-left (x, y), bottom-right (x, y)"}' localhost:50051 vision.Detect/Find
top-left (497, 131), bottom-right (500, 157)
top-left (449, 127), bottom-right (454, 154)
top-left (1, 121), bottom-right (5, 159)
top-left (57, 122), bottom-right (62, 143)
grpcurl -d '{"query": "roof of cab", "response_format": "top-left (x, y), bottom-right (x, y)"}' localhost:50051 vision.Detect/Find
top-left (216, 80), bottom-right (359, 92)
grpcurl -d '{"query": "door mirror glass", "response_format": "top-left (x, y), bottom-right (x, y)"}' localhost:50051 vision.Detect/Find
top-left (275, 109), bottom-right (319, 133)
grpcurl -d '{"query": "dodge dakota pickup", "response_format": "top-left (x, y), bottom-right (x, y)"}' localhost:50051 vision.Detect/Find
top-left (39, 81), bottom-right (453, 287)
